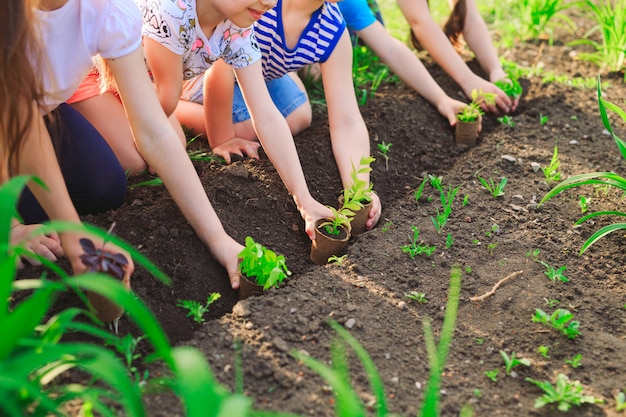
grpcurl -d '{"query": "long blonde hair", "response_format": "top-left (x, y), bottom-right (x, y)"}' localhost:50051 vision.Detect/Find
top-left (0, 0), bottom-right (48, 177)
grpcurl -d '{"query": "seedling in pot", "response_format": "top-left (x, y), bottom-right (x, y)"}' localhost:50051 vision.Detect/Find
top-left (500, 350), bottom-right (530, 375)
top-left (377, 141), bottom-right (392, 171)
top-left (456, 89), bottom-right (497, 123)
top-left (542, 146), bottom-right (562, 183)
top-left (238, 236), bottom-right (291, 290)
top-left (564, 354), bottom-right (582, 368)
top-left (484, 369), bottom-right (499, 382)
top-left (540, 261), bottom-right (569, 282)
top-left (405, 291), bottom-right (428, 303)
top-left (494, 78), bottom-right (523, 99)
top-left (320, 205), bottom-right (355, 236)
top-left (343, 156), bottom-right (375, 209)
top-left (79, 237), bottom-right (129, 281)
top-left (532, 308), bottom-right (581, 339)
top-left (477, 175), bottom-right (507, 198)
top-left (526, 373), bottom-right (603, 411)
top-left (177, 293), bottom-right (221, 324)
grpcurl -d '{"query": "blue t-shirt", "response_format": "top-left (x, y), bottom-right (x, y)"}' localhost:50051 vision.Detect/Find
top-left (338, 0), bottom-right (377, 32)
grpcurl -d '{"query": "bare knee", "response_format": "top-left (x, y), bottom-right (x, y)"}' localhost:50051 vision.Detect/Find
top-left (286, 103), bottom-right (312, 136)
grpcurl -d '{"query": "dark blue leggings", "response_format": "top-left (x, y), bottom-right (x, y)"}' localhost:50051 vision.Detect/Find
top-left (18, 103), bottom-right (127, 224)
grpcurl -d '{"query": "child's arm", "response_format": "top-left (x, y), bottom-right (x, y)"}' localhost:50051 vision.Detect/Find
top-left (15, 102), bottom-right (133, 283)
top-left (141, 37), bottom-right (184, 117)
top-left (106, 47), bottom-right (243, 288)
top-left (395, 0), bottom-right (512, 113)
top-left (355, 20), bottom-right (467, 125)
top-left (320, 32), bottom-right (381, 230)
top-left (233, 61), bottom-right (333, 240)
top-left (203, 60), bottom-right (260, 163)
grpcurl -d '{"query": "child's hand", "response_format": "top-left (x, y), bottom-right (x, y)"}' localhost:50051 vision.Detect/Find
top-left (207, 236), bottom-right (245, 290)
top-left (212, 137), bottom-right (261, 163)
top-left (438, 97), bottom-right (470, 126)
top-left (296, 196), bottom-right (334, 241)
top-left (463, 76), bottom-right (512, 114)
top-left (10, 223), bottom-right (64, 268)
top-left (365, 192), bottom-right (382, 231)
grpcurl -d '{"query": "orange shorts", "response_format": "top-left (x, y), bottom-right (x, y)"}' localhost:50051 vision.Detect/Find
top-left (67, 69), bottom-right (118, 104)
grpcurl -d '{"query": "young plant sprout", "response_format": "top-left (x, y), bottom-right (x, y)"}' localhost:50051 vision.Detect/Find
top-left (532, 308), bottom-right (581, 339)
top-left (526, 248), bottom-right (541, 262)
top-left (494, 78), bottom-right (523, 99)
top-left (456, 89), bottom-right (497, 122)
top-left (343, 156), bottom-right (375, 208)
top-left (565, 354), bottom-right (582, 368)
top-left (328, 254), bottom-right (347, 265)
top-left (542, 146), bottom-right (562, 183)
top-left (445, 233), bottom-right (454, 249)
top-left (540, 261), bottom-right (569, 282)
top-left (525, 373), bottom-right (603, 411)
top-left (485, 369), bottom-right (499, 382)
top-left (544, 298), bottom-right (560, 308)
top-left (177, 293), bottom-right (221, 324)
top-left (477, 175), bottom-right (507, 198)
top-left (414, 176), bottom-right (429, 201)
top-left (79, 238), bottom-right (129, 280)
top-left (539, 113), bottom-right (549, 125)
top-left (462, 193), bottom-right (469, 206)
top-left (487, 242), bottom-right (498, 256)
top-left (500, 350), bottom-right (531, 375)
top-left (401, 226), bottom-right (436, 259)
top-left (616, 391), bottom-right (626, 412)
top-left (578, 195), bottom-right (589, 213)
top-left (405, 291), bottom-right (428, 303)
top-left (377, 141), bottom-right (392, 171)
top-left (321, 205), bottom-right (356, 236)
top-left (497, 115), bottom-right (515, 127)
top-left (537, 345), bottom-right (550, 358)
top-left (238, 236), bottom-right (291, 290)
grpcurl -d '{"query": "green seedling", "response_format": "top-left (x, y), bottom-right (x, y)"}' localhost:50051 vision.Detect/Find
top-left (238, 236), bottom-right (291, 289)
top-left (377, 141), bottom-right (392, 171)
top-left (474, 337), bottom-right (484, 345)
top-left (485, 369), bottom-right (499, 382)
top-left (487, 242), bottom-right (498, 256)
top-left (429, 174), bottom-right (443, 189)
top-left (540, 261), bottom-right (569, 282)
top-left (401, 226), bottom-right (436, 258)
top-left (322, 205), bottom-right (355, 236)
top-left (526, 248), bottom-right (541, 262)
top-left (472, 239), bottom-right (480, 245)
top-left (578, 195), bottom-right (589, 213)
top-left (542, 146), bottom-right (562, 183)
top-left (177, 293), bottom-right (221, 324)
top-left (462, 193), bottom-right (469, 206)
top-left (526, 373), bottom-right (603, 411)
top-left (532, 308), bottom-right (581, 339)
top-left (497, 115), bottom-right (516, 127)
top-left (494, 78), bottom-right (523, 99)
top-left (544, 298), bottom-right (560, 308)
top-left (485, 224), bottom-right (500, 238)
top-left (381, 221), bottom-right (393, 233)
top-left (328, 255), bottom-right (347, 265)
top-left (616, 391), bottom-right (626, 411)
top-left (342, 156), bottom-right (375, 210)
top-left (540, 113), bottom-right (549, 125)
top-left (414, 176), bottom-right (429, 201)
top-left (477, 175), bottom-right (507, 198)
top-left (456, 89), bottom-right (497, 122)
top-left (128, 177), bottom-right (164, 189)
top-left (500, 350), bottom-right (531, 375)
top-left (465, 266), bottom-right (473, 274)
top-left (445, 233), bottom-right (454, 249)
top-left (473, 389), bottom-right (482, 397)
top-left (405, 291), bottom-right (428, 303)
top-left (537, 345), bottom-right (550, 358)
top-left (565, 354), bottom-right (582, 368)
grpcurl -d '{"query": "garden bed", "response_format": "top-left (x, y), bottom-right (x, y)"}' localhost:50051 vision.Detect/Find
top-left (73, 30), bottom-right (626, 416)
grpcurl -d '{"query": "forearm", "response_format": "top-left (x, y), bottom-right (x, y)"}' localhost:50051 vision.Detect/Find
top-left (330, 121), bottom-right (371, 187)
top-left (461, 0), bottom-right (505, 81)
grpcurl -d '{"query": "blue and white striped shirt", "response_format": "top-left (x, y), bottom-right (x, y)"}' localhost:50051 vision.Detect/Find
top-left (254, 0), bottom-right (346, 80)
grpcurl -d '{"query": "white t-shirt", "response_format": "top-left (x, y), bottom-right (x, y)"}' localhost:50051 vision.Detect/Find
top-left (135, 0), bottom-right (261, 81)
top-left (34, 0), bottom-right (142, 111)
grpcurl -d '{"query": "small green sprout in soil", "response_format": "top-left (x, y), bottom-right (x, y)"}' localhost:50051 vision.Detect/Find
top-left (177, 293), bottom-right (221, 324)
top-left (405, 291), bottom-right (428, 303)
top-left (544, 298), bottom-right (560, 308)
top-left (526, 248), bottom-right (541, 262)
top-left (526, 373), bottom-right (603, 412)
top-left (462, 193), bottom-right (469, 206)
top-left (571, 115), bottom-right (578, 121)
top-left (128, 177), bottom-right (164, 189)
top-left (537, 345), bottom-right (550, 358)
top-left (401, 226), bottom-right (436, 258)
top-left (445, 233), bottom-right (454, 249)
top-left (477, 175), bottom-right (507, 198)
top-left (539, 113), bottom-right (549, 125)
top-left (429, 174), bottom-right (443, 189)
top-left (616, 391), bottom-right (626, 411)
top-left (414, 176), bottom-right (429, 201)
top-left (474, 337), bottom-right (484, 345)
top-left (487, 242), bottom-right (498, 256)
top-left (533, 308), bottom-right (581, 339)
top-left (472, 239), bottom-right (480, 245)
top-left (540, 261), bottom-right (569, 282)
top-left (465, 266), bottom-right (473, 274)
top-left (377, 141), bottom-right (392, 171)
top-left (328, 255), bottom-right (347, 265)
top-left (498, 115), bottom-right (516, 127)
top-left (473, 389), bottom-right (482, 397)
top-left (565, 354), bottom-right (582, 368)
top-left (500, 350), bottom-right (531, 375)
top-left (542, 146), bottom-right (562, 183)
top-left (485, 369), bottom-right (499, 382)
top-left (485, 224), bottom-right (500, 238)
top-left (381, 220), bottom-right (393, 233)
top-left (578, 195), bottom-right (589, 213)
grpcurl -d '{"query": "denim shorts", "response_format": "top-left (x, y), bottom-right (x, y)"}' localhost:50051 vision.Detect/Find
top-left (185, 73), bottom-right (307, 123)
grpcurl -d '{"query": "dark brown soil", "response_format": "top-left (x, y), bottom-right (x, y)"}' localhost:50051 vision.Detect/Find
top-left (45, 22), bottom-right (626, 417)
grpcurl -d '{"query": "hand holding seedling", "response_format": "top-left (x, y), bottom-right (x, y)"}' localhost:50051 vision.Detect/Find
top-left (9, 223), bottom-right (64, 268)
top-left (295, 195), bottom-right (334, 242)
